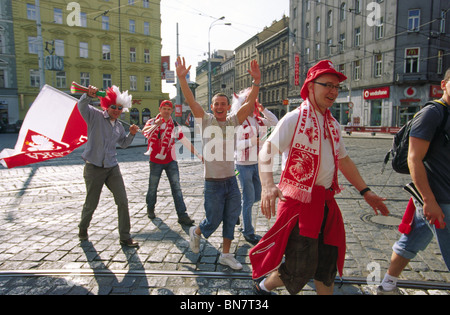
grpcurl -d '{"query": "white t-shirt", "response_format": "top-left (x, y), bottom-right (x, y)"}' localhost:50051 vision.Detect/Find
top-left (268, 106), bottom-right (348, 189)
top-left (201, 112), bottom-right (240, 179)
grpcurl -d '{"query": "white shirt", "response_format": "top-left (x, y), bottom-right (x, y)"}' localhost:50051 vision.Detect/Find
top-left (268, 104), bottom-right (348, 188)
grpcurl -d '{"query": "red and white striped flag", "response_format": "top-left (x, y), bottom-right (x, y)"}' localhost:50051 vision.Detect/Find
top-left (0, 85), bottom-right (88, 168)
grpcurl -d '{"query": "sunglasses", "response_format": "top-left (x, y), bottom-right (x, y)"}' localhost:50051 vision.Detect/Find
top-left (110, 105), bottom-right (123, 110)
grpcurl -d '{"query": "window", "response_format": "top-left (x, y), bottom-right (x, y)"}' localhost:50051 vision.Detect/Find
top-left (103, 74), bottom-right (112, 90)
top-left (408, 9), bottom-right (420, 32)
top-left (305, 23), bottom-right (310, 38)
top-left (80, 72), bottom-right (90, 87)
top-left (143, 0), bottom-right (150, 8)
top-left (55, 40), bottom-right (64, 56)
top-left (102, 16), bottom-right (109, 30)
top-left (54, 8), bottom-right (63, 24)
top-left (144, 49), bottom-right (150, 63)
top-left (102, 45), bottom-right (111, 60)
top-left (0, 31), bottom-right (4, 54)
top-left (129, 47), bottom-right (136, 62)
top-left (354, 27), bottom-right (361, 46)
top-left (144, 22), bottom-right (150, 36)
top-left (27, 4), bottom-right (36, 20)
top-left (376, 17), bottom-right (384, 39)
top-left (340, 3), bottom-right (346, 21)
top-left (405, 48), bottom-right (419, 73)
top-left (327, 39), bottom-right (333, 55)
top-left (79, 42), bottom-right (88, 58)
top-left (80, 13), bottom-right (87, 27)
top-left (30, 69), bottom-right (40, 87)
top-left (353, 60), bottom-right (361, 80)
top-left (374, 54), bottom-right (382, 77)
top-left (130, 75), bottom-right (137, 91)
top-left (315, 43), bottom-right (320, 59)
top-left (438, 50), bottom-right (444, 74)
top-left (354, 0), bottom-right (361, 14)
top-left (440, 10), bottom-right (446, 33)
top-left (144, 77), bottom-right (151, 91)
top-left (316, 17), bottom-right (320, 33)
top-left (56, 71), bottom-right (66, 88)
top-left (28, 37), bottom-right (38, 54)
top-left (0, 70), bottom-right (6, 88)
top-left (129, 20), bottom-right (135, 33)
top-left (327, 10), bottom-right (333, 28)
top-left (339, 33), bottom-right (346, 52)
top-left (338, 64), bottom-right (345, 76)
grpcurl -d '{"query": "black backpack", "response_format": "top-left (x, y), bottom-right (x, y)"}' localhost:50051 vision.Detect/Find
top-left (383, 100), bottom-right (449, 175)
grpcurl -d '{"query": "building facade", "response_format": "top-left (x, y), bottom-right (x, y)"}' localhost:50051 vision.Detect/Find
top-left (257, 16), bottom-right (290, 118)
top-left (0, 0), bottom-right (19, 127)
top-left (11, 0), bottom-right (167, 126)
top-left (289, 0), bottom-right (450, 128)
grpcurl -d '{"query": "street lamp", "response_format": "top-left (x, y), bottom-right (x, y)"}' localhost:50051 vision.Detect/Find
top-left (208, 17), bottom-right (232, 109)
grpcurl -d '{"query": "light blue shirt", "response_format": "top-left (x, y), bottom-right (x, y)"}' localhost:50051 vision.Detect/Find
top-left (77, 94), bottom-right (135, 168)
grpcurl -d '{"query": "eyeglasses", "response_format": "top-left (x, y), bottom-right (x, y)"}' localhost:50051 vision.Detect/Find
top-left (110, 105), bottom-right (123, 110)
top-left (314, 81), bottom-right (341, 91)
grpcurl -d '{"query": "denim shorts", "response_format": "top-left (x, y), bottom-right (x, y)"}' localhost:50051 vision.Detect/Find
top-left (199, 177), bottom-right (241, 240)
top-left (393, 201), bottom-right (450, 270)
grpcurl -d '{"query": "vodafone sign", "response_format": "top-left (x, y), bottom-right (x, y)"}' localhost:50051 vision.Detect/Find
top-left (364, 87), bottom-right (390, 100)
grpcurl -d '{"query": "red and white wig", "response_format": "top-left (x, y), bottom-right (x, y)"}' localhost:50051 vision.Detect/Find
top-left (100, 86), bottom-right (132, 113)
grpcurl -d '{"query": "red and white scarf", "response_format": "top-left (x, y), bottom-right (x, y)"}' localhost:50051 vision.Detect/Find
top-left (278, 101), bottom-right (341, 203)
top-left (239, 117), bottom-right (266, 161)
top-left (144, 115), bottom-right (176, 160)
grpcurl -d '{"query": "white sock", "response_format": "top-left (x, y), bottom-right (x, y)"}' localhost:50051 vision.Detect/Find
top-left (381, 273), bottom-right (398, 291)
top-left (259, 278), bottom-right (270, 292)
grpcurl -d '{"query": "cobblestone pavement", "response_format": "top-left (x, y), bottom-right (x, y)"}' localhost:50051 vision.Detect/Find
top-left (0, 132), bottom-right (449, 296)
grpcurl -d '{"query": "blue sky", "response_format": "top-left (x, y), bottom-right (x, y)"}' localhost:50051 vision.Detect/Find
top-left (160, 0), bottom-right (290, 97)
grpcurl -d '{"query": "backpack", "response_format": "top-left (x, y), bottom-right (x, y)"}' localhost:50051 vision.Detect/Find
top-left (383, 100), bottom-right (449, 175)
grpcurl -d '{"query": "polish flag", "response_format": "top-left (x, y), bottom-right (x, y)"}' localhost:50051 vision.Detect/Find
top-left (0, 85), bottom-right (88, 168)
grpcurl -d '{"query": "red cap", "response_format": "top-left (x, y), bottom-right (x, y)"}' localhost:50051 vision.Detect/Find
top-left (160, 100), bottom-right (173, 108)
top-left (300, 60), bottom-right (347, 100)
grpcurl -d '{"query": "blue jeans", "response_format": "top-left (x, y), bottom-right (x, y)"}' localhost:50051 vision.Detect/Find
top-left (146, 161), bottom-right (188, 218)
top-left (393, 201), bottom-right (450, 271)
top-left (236, 164), bottom-right (261, 237)
top-left (200, 177), bottom-right (241, 240)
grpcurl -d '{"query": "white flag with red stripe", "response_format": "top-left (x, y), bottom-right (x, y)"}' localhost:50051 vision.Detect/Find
top-left (0, 85), bottom-right (88, 168)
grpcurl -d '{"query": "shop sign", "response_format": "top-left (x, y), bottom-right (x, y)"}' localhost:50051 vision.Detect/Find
top-left (294, 54), bottom-right (300, 86)
top-left (363, 86), bottom-right (390, 100)
top-left (430, 85), bottom-right (443, 98)
top-left (175, 104), bottom-right (182, 117)
top-left (404, 86), bottom-right (417, 98)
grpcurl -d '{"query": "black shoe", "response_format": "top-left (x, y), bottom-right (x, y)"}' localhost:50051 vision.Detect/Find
top-left (253, 281), bottom-right (275, 295)
top-left (244, 234), bottom-right (261, 245)
top-left (147, 207), bottom-right (156, 219)
top-left (78, 228), bottom-right (88, 241)
top-left (178, 216), bottom-right (195, 226)
top-left (120, 238), bottom-right (139, 247)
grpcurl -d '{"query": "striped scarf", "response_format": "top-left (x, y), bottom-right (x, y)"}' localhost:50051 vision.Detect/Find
top-left (278, 101), bottom-right (341, 203)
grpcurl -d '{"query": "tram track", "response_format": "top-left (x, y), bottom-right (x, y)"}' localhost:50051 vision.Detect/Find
top-left (0, 269), bottom-right (449, 292)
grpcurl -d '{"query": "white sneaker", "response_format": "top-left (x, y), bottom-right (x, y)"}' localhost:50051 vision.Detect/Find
top-left (219, 253), bottom-right (243, 270)
top-left (376, 285), bottom-right (402, 295)
top-left (189, 226), bottom-right (201, 253)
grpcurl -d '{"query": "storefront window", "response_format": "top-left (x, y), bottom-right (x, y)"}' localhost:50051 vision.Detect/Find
top-left (130, 108), bottom-right (139, 125)
top-left (398, 102), bottom-right (420, 126)
top-left (142, 108), bottom-right (151, 124)
top-left (370, 100), bottom-right (382, 126)
top-left (330, 103), bottom-right (349, 125)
